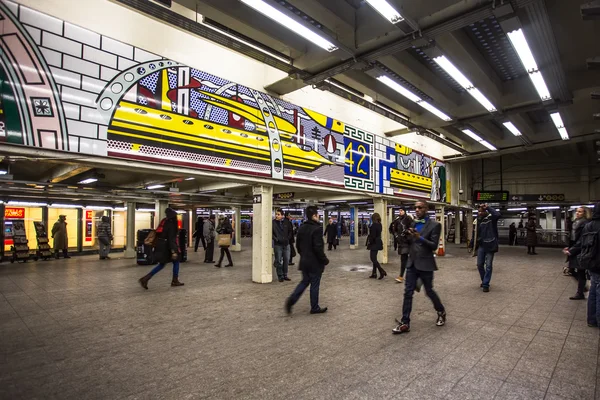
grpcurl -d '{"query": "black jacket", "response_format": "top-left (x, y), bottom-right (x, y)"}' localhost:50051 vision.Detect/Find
top-left (193, 218), bottom-right (204, 238)
top-left (477, 208), bottom-right (501, 253)
top-left (407, 219), bottom-right (441, 272)
top-left (272, 219), bottom-right (289, 246)
top-left (569, 205), bottom-right (600, 272)
top-left (568, 218), bottom-right (589, 269)
top-left (217, 218), bottom-right (233, 235)
top-left (367, 222), bottom-right (383, 251)
top-left (154, 216), bottom-right (179, 264)
top-left (391, 215), bottom-right (413, 254)
top-left (296, 219), bottom-right (329, 273)
top-left (284, 218), bottom-right (295, 244)
top-left (324, 223), bottom-right (337, 243)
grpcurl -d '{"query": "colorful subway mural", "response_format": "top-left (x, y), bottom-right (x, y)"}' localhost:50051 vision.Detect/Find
top-left (0, 1), bottom-right (446, 202)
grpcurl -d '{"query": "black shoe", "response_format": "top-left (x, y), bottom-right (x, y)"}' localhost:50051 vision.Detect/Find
top-left (482, 287), bottom-right (490, 293)
top-left (285, 298), bottom-right (293, 314)
top-left (588, 323), bottom-right (598, 328)
top-left (224, 264), bottom-right (233, 268)
top-left (64, 256), bottom-right (71, 259)
top-left (204, 260), bottom-right (214, 263)
top-left (369, 274), bottom-right (377, 279)
top-left (214, 264), bottom-right (221, 268)
top-left (310, 307), bottom-right (327, 314)
top-left (436, 311), bottom-right (446, 326)
top-left (378, 270), bottom-right (387, 280)
top-left (570, 293), bottom-right (585, 300)
top-left (532, 252), bottom-right (538, 255)
top-left (278, 278), bottom-right (284, 282)
top-left (392, 319), bottom-right (410, 334)
top-left (283, 277), bottom-right (291, 281)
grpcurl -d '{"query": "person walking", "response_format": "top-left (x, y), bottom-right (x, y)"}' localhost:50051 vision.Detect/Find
top-left (273, 208), bottom-right (291, 282)
top-left (393, 200), bottom-right (446, 334)
top-left (564, 203), bottom-right (600, 327)
top-left (285, 206), bottom-right (329, 315)
top-left (324, 218), bottom-right (337, 250)
top-left (391, 207), bottom-right (412, 283)
top-left (97, 216), bottom-right (113, 260)
top-left (567, 206), bottom-right (591, 300)
top-left (526, 216), bottom-right (538, 255)
top-left (203, 216), bottom-right (216, 263)
top-left (285, 212), bottom-right (296, 266)
top-left (367, 213), bottom-right (387, 279)
top-left (518, 220), bottom-right (525, 240)
top-left (509, 222), bottom-right (517, 246)
top-left (215, 216), bottom-right (234, 268)
top-left (193, 216), bottom-right (206, 252)
top-left (139, 208), bottom-right (184, 289)
top-left (51, 215), bottom-right (70, 259)
top-left (476, 204), bottom-right (501, 292)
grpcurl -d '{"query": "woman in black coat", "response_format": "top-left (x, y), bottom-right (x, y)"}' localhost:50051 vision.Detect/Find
top-left (509, 223), bottom-right (517, 246)
top-left (139, 208), bottom-right (184, 289)
top-left (324, 218), bottom-right (338, 250)
top-left (526, 217), bottom-right (538, 255)
top-left (368, 213), bottom-right (386, 279)
top-left (215, 216), bottom-right (234, 268)
top-left (567, 207), bottom-right (591, 299)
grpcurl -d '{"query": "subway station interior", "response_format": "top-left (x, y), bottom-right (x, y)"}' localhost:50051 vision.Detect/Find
top-left (1, 0), bottom-right (600, 398)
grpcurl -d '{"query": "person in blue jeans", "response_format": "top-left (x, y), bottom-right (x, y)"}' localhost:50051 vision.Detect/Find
top-left (273, 208), bottom-right (290, 282)
top-left (476, 204), bottom-right (501, 292)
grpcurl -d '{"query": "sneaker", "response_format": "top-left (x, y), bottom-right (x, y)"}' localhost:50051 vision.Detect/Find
top-left (436, 311), bottom-right (446, 327)
top-left (310, 307), bottom-right (328, 314)
top-left (570, 293), bottom-right (585, 300)
top-left (482, 287), bottom-right (490, 293)
top-left (392, 319), bottom-right (410, 334)
top-left (395, 276), bottom-right (404, 283)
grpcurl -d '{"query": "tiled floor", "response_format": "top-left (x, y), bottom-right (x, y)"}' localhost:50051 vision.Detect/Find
top-left (0, 239), bottom-right (598, 399)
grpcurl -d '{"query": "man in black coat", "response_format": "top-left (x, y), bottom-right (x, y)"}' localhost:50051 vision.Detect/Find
top-left (139, 208), bottom-right (184, 289)
top-left (193, 216), bottom-right (206, 252)
top-left (273, 208), bottom-right (290, 282)
top-left (285, 206), bottom-right (329, 314)
top-left (393, 200), bottom-right (446, 334)
top-left (324, 218), bottom-right (338, 250)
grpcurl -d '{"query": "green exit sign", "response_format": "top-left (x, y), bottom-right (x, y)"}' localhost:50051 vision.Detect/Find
top-left (473, 191), bottom-right (509, 202)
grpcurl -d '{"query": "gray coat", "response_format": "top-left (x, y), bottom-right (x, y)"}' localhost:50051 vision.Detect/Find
top-left (407, 219), bottom-right (441, 272)
top-left (203, 220), bottom-right (215, 241)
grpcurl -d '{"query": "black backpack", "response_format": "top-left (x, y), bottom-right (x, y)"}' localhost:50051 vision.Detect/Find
top-left (578, 228), bottom-right (600, 270)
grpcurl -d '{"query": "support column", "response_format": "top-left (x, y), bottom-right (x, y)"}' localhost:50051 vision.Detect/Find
top-left (388, 206), bottom-right (394, 247)
top-left (252, 185), bottom-right (273, 283)
top-left (546, 211), bottom-right (553, 230)
top-left (124, 202), bottom-right (136, 259)
top-left (466, 209), bottom-right (474, 242)
top-left (155, 200), bottom-right (168, 220)
top-left (374, 198), bottom-right (388, 264)
top-left (455, 208), bottom-right (461, 244)
top-left (231, 207), bottom-right (242, 252)
top-left (555, 210), bottom-right (562, 231)
top-left (436, 205), bottom-right (445, 256)
top-left (350, 206), bottom-right (358, 249)
top-left (323, 210), bottom-right (329, 232)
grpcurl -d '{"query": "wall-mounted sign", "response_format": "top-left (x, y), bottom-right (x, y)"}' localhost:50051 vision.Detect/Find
top-left (85, 210), bottom-right (93, 242)
top-left (5, 207), bottom-right (25, 219)
top-left (473, 191), bottom-right (509, 202)
top-left (274, 192), bottom-right (294, 200)
top-left (253, 195), bottom-right (262, 204)
top-left (510, 194), bottom-right (565, 202)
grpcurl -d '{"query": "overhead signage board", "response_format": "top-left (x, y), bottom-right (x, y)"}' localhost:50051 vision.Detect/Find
top-left (510, 194), bottom-right (565, 202)
top-left (274, 192), bottom-right (294, 200)
top-left (253, 195), bottom-right (262, 204)
top-left (473, 191), bottom-right (509, 202)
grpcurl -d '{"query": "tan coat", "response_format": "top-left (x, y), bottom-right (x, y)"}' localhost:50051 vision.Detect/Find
top-left (52, 220), bottom-right (68, 250)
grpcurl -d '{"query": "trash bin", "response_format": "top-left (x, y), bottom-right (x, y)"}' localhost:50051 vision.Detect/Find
top-left (136, 229), bottom-right (154, 265)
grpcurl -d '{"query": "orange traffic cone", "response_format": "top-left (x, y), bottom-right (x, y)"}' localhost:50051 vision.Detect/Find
top-left (437, 238), bottom-right (445, 256)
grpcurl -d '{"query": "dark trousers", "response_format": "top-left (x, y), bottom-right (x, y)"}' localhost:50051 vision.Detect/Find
top-left (370, 249), bottom-right (385, 276)
top-left (194, 235), bottom-right (206, 252)
top-left (204, 239), bottom-right (214, 261)
top-left (401, 266), bottom-right (445, 325)
top-left (217, 247), bottom-right (233, 266)
top-left (527, 246), bottom-right (536, 254)
top-left (289, 271), bottom-right (322, 312)
top-left (573, 268), bottom-right (587, 295)
top-left (327, 241), bottom-right (337, 250)
top-left (399, 254), bottom-right (408, 277)
top-left (509, 233), bottom-right (516, 245)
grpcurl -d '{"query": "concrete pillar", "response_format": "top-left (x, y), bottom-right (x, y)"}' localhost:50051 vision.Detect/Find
top-left (231, 207), bottom-right (242, 252)
top-left (323, 210), bottom-right (329, 232)
top-left (252, 185), bottom-right (273, 283)
top-left (124, 202), bottom-right (136, 258)
top-left (436, 205), bottom-right (445, 255)
top-left (466, 209), bottom-right (473, 242)
top-left (546, 211), bottom-right (553, 230)
top-left (350, 206), bottom-right (358, 249)
top-left (374, 198), bottom-right (388, 264)
top-left (155, 200), bottom-right (168, 220)
top-left (455, 208), bottom-right (461, 244)
top-left (388, 207), bottom-right (394, 247)
top-left (556, 210), bottom-right (562, 231)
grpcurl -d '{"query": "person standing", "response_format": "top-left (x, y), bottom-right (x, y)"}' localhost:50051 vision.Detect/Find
top-left (564, 203), bottom-right (600, 327)
top-left (393, 200), bottom-right (446, 334)
top-left (324, 218), bottom-right (337, 251)
top-left (526, 216), bottom-right (538, 255)
top-left (215, 216), bottom-right (234, 268)
top-left (476, 204), bottom-right (501, 292)
top-left (139, 208), bottom-right (184, 289)
top-left (391, 207), bottom-right (413, 283)
top-left (567, 207), bottom-right (591, 300)
top-left (285, 206), bottom-right (329, 314)
top-left (273, 208), bottom-right (291, 282)
top-left (51, 215), bottom-right (70, 259)
top-left (97, 215), bottom-right (113, 260)
top-left (285, 212), bottom-right (296, 266)
top-left (193, 216), bottom-right (206, 252)
top-left (518, 220), bottom-right (525, 239)
top-left (509, 223), bottom-right (517, 246)
top-left (203, 215), bottom-right (216, 263)
top-left (367, 213), bottom-right (387, 279)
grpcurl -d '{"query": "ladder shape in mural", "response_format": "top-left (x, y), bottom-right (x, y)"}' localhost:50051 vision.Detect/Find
top-left (249, 89), bottom-right (284, 180)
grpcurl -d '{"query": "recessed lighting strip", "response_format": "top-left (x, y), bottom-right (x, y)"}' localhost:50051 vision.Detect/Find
top-left (506, 28), bottom-right (551, 101)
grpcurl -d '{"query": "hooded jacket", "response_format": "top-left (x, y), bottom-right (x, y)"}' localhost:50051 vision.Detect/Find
top-left (154, 208), bottom-right (179, 264)
top-left (477, 207), bottom-right (501, 253)
top-left (569, 204), bottom-right (600, 272)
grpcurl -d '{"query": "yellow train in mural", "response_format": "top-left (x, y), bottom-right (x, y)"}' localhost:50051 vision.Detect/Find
top-left (108, 100), bottom-right (332, 172)
top-left (390, 168), bottom-right (432, 193)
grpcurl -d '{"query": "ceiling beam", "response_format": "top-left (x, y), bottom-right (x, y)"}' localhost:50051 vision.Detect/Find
top-left (40, 165), bottom-right (93, 183)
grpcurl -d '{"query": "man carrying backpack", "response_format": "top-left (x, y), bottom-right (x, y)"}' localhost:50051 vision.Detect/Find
top-left (564, 203), bottom-right (600, 327)
top-left (139, 208), bottom-right (184, 289)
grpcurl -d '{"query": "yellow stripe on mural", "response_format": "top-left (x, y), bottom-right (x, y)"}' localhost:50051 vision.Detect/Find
top-left (302, 108), bottom-right (345, 133)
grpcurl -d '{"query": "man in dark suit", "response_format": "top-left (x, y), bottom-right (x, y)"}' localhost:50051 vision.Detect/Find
top-left (285, 206), bottom-right (329, 315)
top-left (393, 200), bottom-right (446, 334)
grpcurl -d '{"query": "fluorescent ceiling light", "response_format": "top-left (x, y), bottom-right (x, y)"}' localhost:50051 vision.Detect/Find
top-left (78, 178), bottom-right (98, 185)
top-left (462, 129), bottom-right (497, 151)
top-left (199, 16), bottom-right (291, 64)
top-left (50, 204), bottom-right (82, 208)
top-left (536, 206), bottom-right (560, 210)
top-left (240, 0), bottom-right (338, 52)
top-left (8, 201), bottom-right (48, 207)
top-left (0, 170), bottom-right (7, 175)
top-left (507, 29), bottom-right (552, 102)
top-left (507, 208), bottom-right (528, 211)
top-left (570, 205), bottom-right (596, 209)
top-left (137, 208), bottom-right (156, 212)
top-left (184, 177), bottom-right (195, 181)
top-left (365, 0), bottom-right (404, 24)
top-left (503, 122), bottom-right (522, 136)
top-left (146, 184), bottom-right (165, 190)
top-left (550, 112), bottom-right (569, 140)
top-left (433, 56), bottom-right (497, 112)
top-left (199, 189), bottom-right (217, 193)
top-left (377, 76), bottom-right (452, 121)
